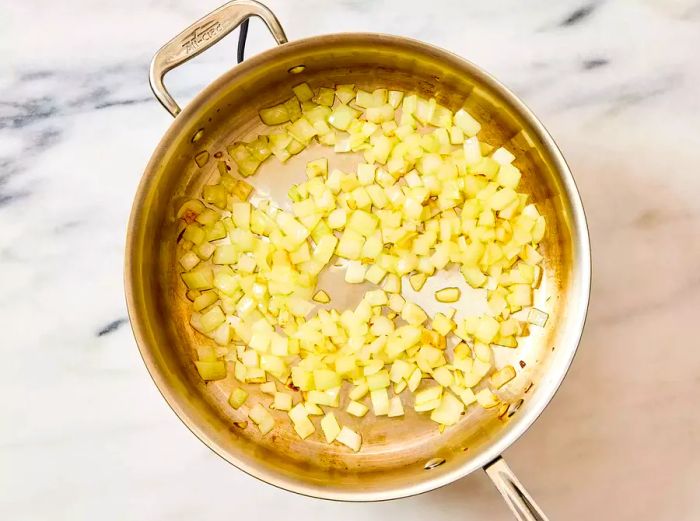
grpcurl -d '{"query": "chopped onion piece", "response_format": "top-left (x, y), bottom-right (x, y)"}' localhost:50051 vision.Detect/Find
top-left (459, 387), bottom-right (477, 406)
top-left (388, 396), bottom-right (405, 417)
top-left (195, 360), bottom-right (226, 381)
top-left (407, 368), bottom-right (422, 392)
top-left (180, 251), bottom-right (201, 271)
top-left (304, 402), bottom-right (324, 416)
top-left (292, 82), bottom-right (314, 102)
top-left (490, 365), bottom-right (516, 389)
top-left (312, 290), bottom-right (331, 304)
top-left (435, 287), bottom-right (460, 303)
top-left (288, 403), bottom-right (308, 424)
top-left (320, 412), bottom-right (341, 443)
top-left (464, 137), bottom-right (482, 165)
top-left (383, 274), bottom-right (402, 293)
top-left (454, 108), bottom-right (481, 137)
top-left (314, 87), bottom-right (335, 106)
top-left (293, 415), bottom-right (315, 439)
top-left (432, 366), bottom-right (453, 387)
top-left (347, 400), bottom-right (369, 417)
top-left (195, 151), bottom-right (210, 167)
top-left (430, 392), bottom-right (464, 426)
top-left (349, 383), bottom-right (369, 401)
top-left (388, 90), bottom-right (404, 108)
top-left (177, 199), bottom-right (205, 223)
top-left (249, 404), bottom-right (275, 435)
top-left (409, 273), bottom-right (427, 291)
top-left (401, 302), bottom-right (427, 325)
top-left (371, 389), bottom-right (390, 415)
top-left (366, 370), bottom-right (391, 390)
top-left (344, 261), bottom-right (367, 283)
top-left (475, 388), bottom-right (499, 408)
top-left (492, 147), bottom-right (515, 165)
top-left (329, 104), bottom-right (359, 131)
top-left (259, 103), bottom-right (290, 125)
top-left (273, 392), bottom-right (293, 411)
top-left (228, 387), bottom-right (248, 409)
top-left (415, 385), bottom-right (442, 404)
top-left (527, 308), bottom-right (549, 327)
top-left (336, 426), bottom-right (362, 451)
top-left (335, 84), bottom-right (356, 104)
top-left (414, 398), bottom-right (441, 412)
top-left (394, 380), bottom-right (407, 394)
top-left (431, 313), bottom-right (455, 335)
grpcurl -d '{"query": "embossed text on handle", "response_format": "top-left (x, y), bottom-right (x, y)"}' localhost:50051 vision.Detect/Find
top-left (182, 21), bottom-right (225, 54)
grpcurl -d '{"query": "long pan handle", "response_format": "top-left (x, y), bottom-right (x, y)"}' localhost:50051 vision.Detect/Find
top-left (484, 456), bottom-right (550, 521)
top-left (149, 0), bottom-right (287, 117)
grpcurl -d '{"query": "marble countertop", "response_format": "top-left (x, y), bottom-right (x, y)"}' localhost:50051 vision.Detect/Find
top-left (2, 0), bottom-right (699, 519)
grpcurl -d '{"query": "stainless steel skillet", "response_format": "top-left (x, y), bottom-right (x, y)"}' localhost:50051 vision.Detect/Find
top-left (126, 2), bottom-right (591, 518)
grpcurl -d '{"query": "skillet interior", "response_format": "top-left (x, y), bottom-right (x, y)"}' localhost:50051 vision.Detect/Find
top-left (126, 33), bottom-right (590, 500)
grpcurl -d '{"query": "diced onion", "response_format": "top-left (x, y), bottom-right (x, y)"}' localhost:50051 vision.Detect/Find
top-left (228, 387), bottom-right (248, 409)
top-left (347, 400), bottom-right (369, 417)
top-left (194, 360), bottom-right (226, 381)
top-left (195, 151), bottom-right (210, 168)
top-left (304, 402), bottom-right (324, 416)
top-left (430, 392), bottom-right (464, 426)
top-left (527, 308), bottom-right (549, 327)
top-left (388, 396), bottom-right (405, 417)
top-left (312, 290), bottom-right (331, 304)
top-left (320, 412), bottom-right (341, 443)
top-left (370, 389), bottom-right (390, 415)
top-left (336, 426), bottom-right (361, 452)
top-left (475, 389), bottom-right (499, 408)
top-left (259, 103), bottom-right (290, 125)
top-left (292, 82), bottom-right (314, 102)
top-left (249, 404), bottom-right (275, 435)
top-left (434, 287), bottom-right (461, 303)
top-left (181, 82), bottom-right (548, 449)
top-left (292, 415), bottom-right (315, 439)
top-left (489, 365), bottom-right (516, 389)
top-left (409, 273), bottom-right (427, 291)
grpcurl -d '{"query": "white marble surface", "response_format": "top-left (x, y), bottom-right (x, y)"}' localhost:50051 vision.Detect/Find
top-left (2, 0), bottom-right (700, 519)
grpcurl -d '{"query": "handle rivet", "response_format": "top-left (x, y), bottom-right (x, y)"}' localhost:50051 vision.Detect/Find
top-left (507, 399), bottom-right (524, 418)
top-left (424, 457), bottom-right (446, 470)
top-left (288, 65), bottom-right (306, 74)
top-left (191, 128), bottom-right (205, 143)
